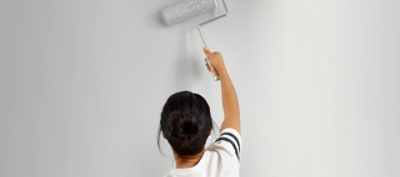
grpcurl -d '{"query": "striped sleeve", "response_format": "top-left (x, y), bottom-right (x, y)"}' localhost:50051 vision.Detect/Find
top-left (214, 128), bottom-right (242, 161)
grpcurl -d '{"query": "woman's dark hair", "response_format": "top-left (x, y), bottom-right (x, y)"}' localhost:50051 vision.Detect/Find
top-left (158, 90), bottom-right (212, 156)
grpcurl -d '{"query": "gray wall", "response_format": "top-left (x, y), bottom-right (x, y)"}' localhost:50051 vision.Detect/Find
top-left (1, 0), bottom-right (399, 177)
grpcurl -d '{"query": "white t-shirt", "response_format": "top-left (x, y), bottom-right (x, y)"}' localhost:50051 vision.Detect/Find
top-left (164, 128), bottom-right (242, 177)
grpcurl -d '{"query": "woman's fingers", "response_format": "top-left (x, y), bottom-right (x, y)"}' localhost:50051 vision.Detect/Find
top-left (203, 47), bottom-right (211, 54)
top-left (205, 58), bottom-right (211, 71)
top-left (205, 63), bottom-right (211, 71)
top-left (203, 47), bottom-right (213, 58)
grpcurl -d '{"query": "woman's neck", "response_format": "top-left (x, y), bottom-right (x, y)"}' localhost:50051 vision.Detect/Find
top-left (173, 149), bottom-right (205, 169)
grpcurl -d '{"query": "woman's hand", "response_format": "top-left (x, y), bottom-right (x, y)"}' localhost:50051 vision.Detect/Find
top-left (203, 47), bottom-right (226, 78)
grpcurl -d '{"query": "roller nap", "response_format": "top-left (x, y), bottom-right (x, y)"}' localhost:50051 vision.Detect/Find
top-left (161, 0), bottom-right (217, 26)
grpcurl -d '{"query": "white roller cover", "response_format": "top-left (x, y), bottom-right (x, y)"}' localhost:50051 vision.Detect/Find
top-left (161, 0), bottom-right (217, 26)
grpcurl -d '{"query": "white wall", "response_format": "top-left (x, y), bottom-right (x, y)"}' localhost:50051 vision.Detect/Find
top-left (1, 0), bottom-right (399, 177)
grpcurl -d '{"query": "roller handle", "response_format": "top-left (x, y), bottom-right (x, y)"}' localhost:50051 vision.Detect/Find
top-left (198, 27), bottom-right (219, 81)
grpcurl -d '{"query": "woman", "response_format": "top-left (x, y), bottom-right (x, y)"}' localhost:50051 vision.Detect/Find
top-left (158, 48), bottom-right (241, 177)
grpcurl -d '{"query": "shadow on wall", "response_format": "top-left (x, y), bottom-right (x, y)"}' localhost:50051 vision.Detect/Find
top-left (174, 28), bottom-right (204, 88)
top-left (149, 4), bottom-right (205, 88)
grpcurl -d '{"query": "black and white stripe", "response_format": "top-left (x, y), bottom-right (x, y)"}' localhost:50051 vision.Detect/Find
top-left (216, 132), bottom-right (241, 161)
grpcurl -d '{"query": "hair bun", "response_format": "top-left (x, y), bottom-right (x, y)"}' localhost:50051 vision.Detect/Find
top-left (180, 116), bottom-right (199, 139)
top-left (170, 111), bottom-right (200, 141)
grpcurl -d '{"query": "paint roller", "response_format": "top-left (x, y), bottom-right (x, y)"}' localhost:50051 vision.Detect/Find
top-left (160, 0), bottom-right (229, 81)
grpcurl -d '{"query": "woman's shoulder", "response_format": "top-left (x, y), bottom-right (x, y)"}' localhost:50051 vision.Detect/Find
top-left (207, 128), bottom-right (242, 162)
